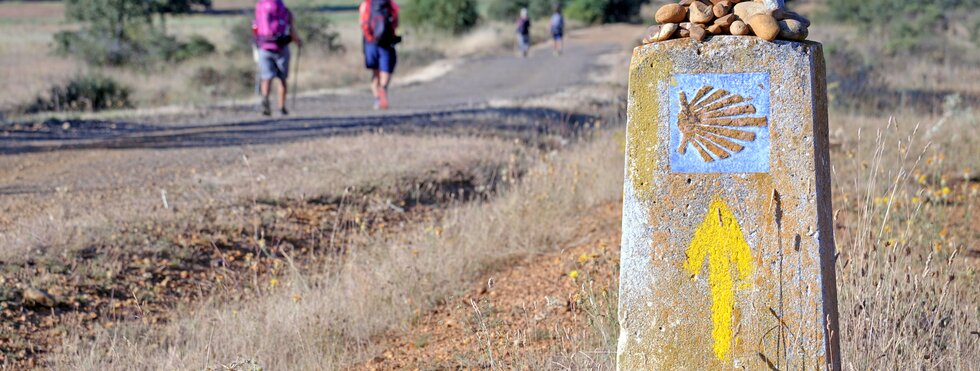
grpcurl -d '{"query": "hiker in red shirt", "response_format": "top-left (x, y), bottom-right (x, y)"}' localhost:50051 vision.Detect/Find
top-left (253, 0), bottom-right (301, 116)
top-left (360, 0), bottom-right (401, 110)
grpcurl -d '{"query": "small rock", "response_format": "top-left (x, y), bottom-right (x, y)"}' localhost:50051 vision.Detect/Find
top-left (655, 4), bottom-right (687, 24)
top-left (679, 28), bottom-right (691, 38)
top-left (707, 24), bottom-right (723, 34)
top-left (734, 1), bottom-right (767, 21)
top-left (679, 22), bottom-right (693, 30)
top-left (23, 288), bottom-right (56, 308)
top-left (713, 1), bottom-right (733, 18)
top-left (756, 0), bottom-right (782, 11)
top-left (680, 0), bottom-right (695, 5)
top-left (714, 13), bottom-right (736, 27)
top-left (777, 19), bottom-right (808, 41)
top-left (643, 23), bottom-right (679, 44)
top-left (730, 20), bottom-right (752, 35)
top-left (772, 8), bottom-right (810, 27)
top-left (748, 13), bottom-right (779, 41)
top-left (689, 1), bottom-right (716, 24)
top-left (689, 24), bottom-right (709, 41)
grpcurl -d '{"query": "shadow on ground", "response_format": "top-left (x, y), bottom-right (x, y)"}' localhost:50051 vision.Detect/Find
top-left (0, 107), bottom-right (598, 155)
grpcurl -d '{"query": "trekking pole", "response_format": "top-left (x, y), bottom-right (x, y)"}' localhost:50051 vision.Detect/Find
top-left (253, 44), bottom-right (262, 109)
top-left (292, 44), bottom-right (301, 111)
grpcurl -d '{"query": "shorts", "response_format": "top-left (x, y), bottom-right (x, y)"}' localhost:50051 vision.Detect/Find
top-left (517, 34), bottom-right (530, 51)
top-left (552, 32), bottom-right (563, 41)
top-left (364, 42), bottom-right (397, 73)
top-left (257, 47), bottom-right (290, 81)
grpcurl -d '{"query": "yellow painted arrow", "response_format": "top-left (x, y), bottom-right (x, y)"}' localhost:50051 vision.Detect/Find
top-left (683, 196), bottom-right (754, 362)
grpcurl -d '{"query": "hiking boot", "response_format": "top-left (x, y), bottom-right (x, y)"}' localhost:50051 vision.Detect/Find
top-left (378, 89), bottom-right (389, 110)
top-left (261, 98), bottom-right (272, 116)
top-left (280, 107), bottom-right (289, 116)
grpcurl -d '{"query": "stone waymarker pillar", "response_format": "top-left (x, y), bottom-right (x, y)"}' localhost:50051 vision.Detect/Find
top-left (618, 37), bottom-right (841, 369)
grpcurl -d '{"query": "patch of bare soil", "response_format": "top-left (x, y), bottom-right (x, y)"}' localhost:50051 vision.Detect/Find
top-left (0, 175), bottom-right (495, 369)
top-left (361, 201), bottom-right (622, 370)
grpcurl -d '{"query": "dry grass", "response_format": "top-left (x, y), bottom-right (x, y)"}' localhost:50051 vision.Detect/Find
top-left (829, 111), bottom-right (979, 369)
top-left (0, 134), bottom-right (528, 263)
top-left (50, 128), bottom-right (623, 369)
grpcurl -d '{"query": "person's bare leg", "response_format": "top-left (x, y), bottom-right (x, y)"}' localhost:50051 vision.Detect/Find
top-left (370, 70), bottom-right (381, 99)
top-left (260, 79), bottom-right (272, 115)
top-left (261, 80), bottom-right (272, 99)
top-left (277, 78), bottom-right (288, 111)
top-left (379, 72), bottom-right (391, 90)
top-left (378, 71), bottom-right (392, 109)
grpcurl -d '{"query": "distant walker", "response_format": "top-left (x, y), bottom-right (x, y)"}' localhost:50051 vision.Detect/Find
top-left (360, 0), bottom-right (401, 110)
top-left (253, 0), bottom-right (302, 116)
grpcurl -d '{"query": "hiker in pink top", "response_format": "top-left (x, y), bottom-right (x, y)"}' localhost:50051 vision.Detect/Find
top-left (254, 0), bottom-right (302, 116)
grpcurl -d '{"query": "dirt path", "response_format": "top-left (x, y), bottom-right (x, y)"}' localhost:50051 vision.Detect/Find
top-left (362, 201), bottom-right (622, 370)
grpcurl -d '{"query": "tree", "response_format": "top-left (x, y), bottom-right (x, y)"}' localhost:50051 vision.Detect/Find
top-left (565, 0), bottom-right (648, 24)
top-left (57, 0), bottom-right (215, 66)
top-left (402, 0), bottom-right (479, 34)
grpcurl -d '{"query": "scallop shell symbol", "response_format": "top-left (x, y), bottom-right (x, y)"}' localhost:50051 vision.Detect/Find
top-left (677, 85), bottom-right (768, 162)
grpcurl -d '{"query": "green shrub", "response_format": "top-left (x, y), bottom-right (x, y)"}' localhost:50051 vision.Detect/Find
top-left (565, 0), bottom-right (647, 24)
top-left (176, 35), bottom-right (217, 60)
top-left (54, 29), bottom-right (216, 66)
top-left (566, 0), bottom-right (605, 23)
top-left (26, 75), bottom-right (132, 113)
top-left (56, 0), bottom-right (217, 67)
top-left (486, 0), bottom-right (555, 21)
top-left (823, 0), bottom-right (978, 53)
top-left (192, 65), bottom-right (255, 97)
top-left (294, 13), bottom-right (345, 52)
top-left (402, 0), bottom-right (480, 34)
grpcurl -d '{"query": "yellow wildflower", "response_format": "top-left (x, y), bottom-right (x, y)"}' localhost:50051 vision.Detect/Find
top-left (578, 254), bottom-right (590, 263)
top-left (917, 175), bottom-right (927, 184)
top-left (941, 187), bottom-right (951, 197)
top-left (568, 270), bottom-right (579, 280)
top-left (270, 278), bottom-right (279, 287)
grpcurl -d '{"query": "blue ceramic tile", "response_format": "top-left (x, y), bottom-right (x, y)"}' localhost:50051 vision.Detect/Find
top-left (668, 73), bottom-right (771, 173)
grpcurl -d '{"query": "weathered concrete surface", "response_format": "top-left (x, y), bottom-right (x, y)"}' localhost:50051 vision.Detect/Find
top-left (618, 36), bottom-right (840, 370)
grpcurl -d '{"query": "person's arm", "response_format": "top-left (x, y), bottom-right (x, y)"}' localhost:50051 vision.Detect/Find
top-left (391, 0), bottom-right (400, 30)
top-left (359, 1), bottom-right (370, 39)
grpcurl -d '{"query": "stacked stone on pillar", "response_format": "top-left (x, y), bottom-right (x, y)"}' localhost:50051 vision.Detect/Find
top-left (618, 36), bottom-right (841, 370)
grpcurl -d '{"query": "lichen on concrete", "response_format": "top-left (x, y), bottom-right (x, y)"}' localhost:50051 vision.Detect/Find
top-left (618, 36), bottom-right (840, 370)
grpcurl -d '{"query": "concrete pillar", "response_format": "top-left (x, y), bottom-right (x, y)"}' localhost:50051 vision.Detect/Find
top-left (618, 37), bottom-right (841, 370)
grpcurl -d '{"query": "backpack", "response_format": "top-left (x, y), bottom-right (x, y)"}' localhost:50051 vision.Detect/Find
top-left (517, 18), bottom-right (530, 35)
top-left (550, 13), bottom-right (564, 34)
top-left (255, 0), bottom-right (292, 48)
top-left (367, 0), bottom-right (397, 45)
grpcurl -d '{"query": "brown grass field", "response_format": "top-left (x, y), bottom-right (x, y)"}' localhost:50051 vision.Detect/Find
top-left (0, 0), bottom-right (978, 369)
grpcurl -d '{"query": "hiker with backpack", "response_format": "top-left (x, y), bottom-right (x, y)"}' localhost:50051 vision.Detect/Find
top-left (550, 3), bottom-right (564, 56)
top-left (253, 0), bottom-right (301, 116)
top-left (516, 8), bottom-right (531, 58)
top-left (360, 0), bottom-right (401, 110)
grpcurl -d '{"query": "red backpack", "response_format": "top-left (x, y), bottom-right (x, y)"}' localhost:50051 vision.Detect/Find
top-left (254, 0), bottom-right (292, 49)
top-left (364, 0), bottom-right (398, 45)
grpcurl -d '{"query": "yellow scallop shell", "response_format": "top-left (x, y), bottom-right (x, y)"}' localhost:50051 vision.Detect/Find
top-left (677, 85), bottom-right (768, 162)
